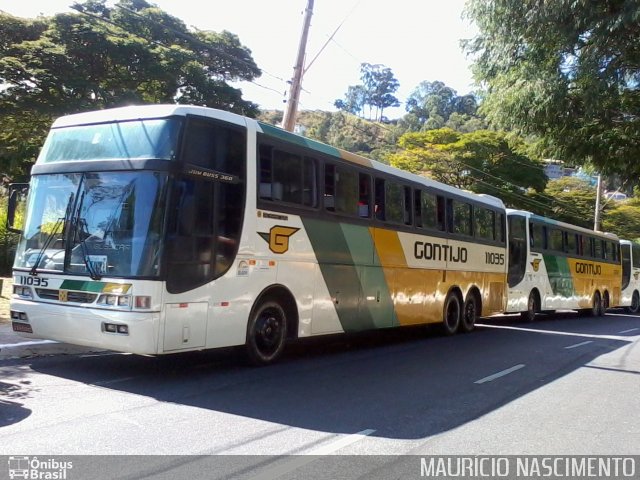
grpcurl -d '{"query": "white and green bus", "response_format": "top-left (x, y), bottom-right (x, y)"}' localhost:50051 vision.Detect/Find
top-left (505, 209), bottom-right (621, 320)
top-left (619, 239), bottom-right (640, 313)
top-left (8, 105), bottom-right (509, 364)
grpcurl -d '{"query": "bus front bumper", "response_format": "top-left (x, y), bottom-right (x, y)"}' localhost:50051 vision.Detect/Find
top-left (10, 299), bottom-right (161, 355)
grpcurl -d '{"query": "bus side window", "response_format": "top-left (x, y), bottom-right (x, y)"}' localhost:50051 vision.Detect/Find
top-left (403, 186), bottom-right (412, 225)
top-left (452, 200), bottom-right (472, 236)
top-left (375, 178), bottom-right (385, 221)
top-left (324, 164), bottom-right (335, 211)
top-left (384, 180), bottom-right (406, 224)
top-left (259, 144), bottom-right (274, 200)
top-left (475, 207), bottom-right (495, 241)
top-left (358, 173), bottom-right (371, 218)
top-left (325, 163), bottom-right (358, 216)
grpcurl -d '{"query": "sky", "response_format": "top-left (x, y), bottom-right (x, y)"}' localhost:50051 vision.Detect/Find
top-left (0, 0), bottom-right (479, 119)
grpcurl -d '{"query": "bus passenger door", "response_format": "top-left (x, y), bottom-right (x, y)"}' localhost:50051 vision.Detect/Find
top-left (507, 215), bottom-right (528, 310)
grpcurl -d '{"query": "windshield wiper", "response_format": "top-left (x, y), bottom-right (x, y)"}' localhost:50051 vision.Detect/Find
top-left (72, 191), bottom-right (102, 281)
top-left (29, 193), bottom-right (74, 276)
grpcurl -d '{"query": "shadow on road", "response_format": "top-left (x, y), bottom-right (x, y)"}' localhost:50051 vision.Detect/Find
top-left (7, 312), bottom-right (639, 439)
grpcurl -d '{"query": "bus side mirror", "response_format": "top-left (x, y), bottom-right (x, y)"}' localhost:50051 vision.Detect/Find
top-left (7, 183), bottom-right (29, 234)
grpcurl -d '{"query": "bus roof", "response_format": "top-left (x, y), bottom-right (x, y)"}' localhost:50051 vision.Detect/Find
top-left (50, 104), bottom-right (248, 129)
top-left (50, 104), bottom-right (504, 210)
top-left (507, 208), bottom-right (619, 240)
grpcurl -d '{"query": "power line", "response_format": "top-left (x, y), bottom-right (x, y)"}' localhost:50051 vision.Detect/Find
top-left (330, 117), bottom-right (593, 219)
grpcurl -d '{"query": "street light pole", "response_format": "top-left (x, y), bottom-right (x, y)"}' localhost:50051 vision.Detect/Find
top-left (282, 0), bottom-right (314, 132)
top-left (594, 174), bottom-right (602, 231)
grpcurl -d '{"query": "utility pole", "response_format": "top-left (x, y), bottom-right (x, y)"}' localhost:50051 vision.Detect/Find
top-left (594, 174), bottom-right (602, 231)
top-left (282, 0), bottom-right (314, 132)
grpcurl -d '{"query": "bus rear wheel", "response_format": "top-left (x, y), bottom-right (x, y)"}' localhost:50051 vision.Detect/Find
top-left (627, 291), bottom-right (640, 314)
top-left (521, 291), bottom-right (538, 322)
top-left (461, 294), bottom-right (478, 333)
top-left (441, 293), bottom-right (461, 335)
top-left (246, 300), bottom-right (287, 366)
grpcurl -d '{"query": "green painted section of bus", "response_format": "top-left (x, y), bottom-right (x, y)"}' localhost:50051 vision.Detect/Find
top-left (340, 223), bottom-right (394, 328)
top-left (302, 218), bottom-right (380, 332)
top-left (543, 254), bottom-right (574, 297)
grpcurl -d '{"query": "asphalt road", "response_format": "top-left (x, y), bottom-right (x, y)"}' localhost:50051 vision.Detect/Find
top-left (1, 311), bottom-right (639, 478)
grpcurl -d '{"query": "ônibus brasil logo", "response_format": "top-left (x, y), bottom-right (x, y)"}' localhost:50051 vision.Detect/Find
top-left (8, 456), bottom-right (73, 479)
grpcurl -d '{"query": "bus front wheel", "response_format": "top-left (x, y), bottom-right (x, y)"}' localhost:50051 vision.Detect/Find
top-left (521, 291), bottom-right (538, 322)
top-left (441, 293), bottom-right (461, 335)
top-left (246, 300), bottom-right (287, 366)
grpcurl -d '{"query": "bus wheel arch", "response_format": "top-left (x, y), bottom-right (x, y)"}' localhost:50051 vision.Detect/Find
top-left (521, 289), bottom-right (540, 322)
top-left (245, 285), bottom-right (299, 365)
top-left (461, 287), bottom-right (482, 333)
top-left (441, 287), bottom-right (463, 335)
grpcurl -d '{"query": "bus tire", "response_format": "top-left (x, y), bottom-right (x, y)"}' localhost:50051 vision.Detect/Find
top-left (441, 292), bottom-right (461, 335)
top-left (627, 291), bottom-right (640, 314)
top-left (461, 293), bottom-right (479, 333)
top-left (245, 299), bottom-right (287, 366)
top-left (602, 291), bottom-right (610, 315)
top-left (591, 291), bottom-right (602, 317)
top-left (521, 291), bottom-right (538, 322)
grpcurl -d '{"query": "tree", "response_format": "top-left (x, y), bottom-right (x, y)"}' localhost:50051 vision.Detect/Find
top-left (299, 111), bottom-right (398, 161)
top-left (335, 63), bottom-right (399, 121)
top-left (405, 80), bottom-right (458, 124)
top-left (404, 80), bottom-right (483, 132)
top-left (603, 199), bottom-right (640, 240)
top-left (387, 128), bottom-right (547, 209)
top-left (541, 177), bottom-right (597, 229)
top-left (334, 85), bottom-right (367, 117)
top-left (464, 0), bottom-right (640, 178)
top-left (602, 196), bottom-right (640, 240)
top-left (0, 0), bottom-right (261, 178)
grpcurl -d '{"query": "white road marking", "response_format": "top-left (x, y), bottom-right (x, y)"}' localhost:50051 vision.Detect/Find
top-left (307, 428), bottom-right (376, 455)
top-left (564, 340), bottom-right (594, 349)
top-left (618, 328), bottom-right (639, 334)
top-left (476, 323), bottom-right (632, 342)
top-left (248, 429), bottom-right (375, 479)
top-left (0, 340), bottom-right (57, 349)
top-left (93, 376), bottom-right (140, 386)
top-left (475, 364), bottom-right (525, 384)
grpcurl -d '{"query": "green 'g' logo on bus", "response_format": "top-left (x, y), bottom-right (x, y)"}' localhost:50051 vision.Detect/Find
top-left (258, 226), bottom-right (300, 254)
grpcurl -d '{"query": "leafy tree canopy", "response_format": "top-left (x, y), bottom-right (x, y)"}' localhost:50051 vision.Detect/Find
top-left (603, 194), bottom-right (640, 240)
top-left (464, 0), bottom-right (640, 178)
top-left (541, 176), bottom-right (597, 229)
top-left (388, 128), bottom-right (547, 209)
top-left (0, 0), bottom-right (261, 178)
top-left (335, 63), bottom-right (400, 121)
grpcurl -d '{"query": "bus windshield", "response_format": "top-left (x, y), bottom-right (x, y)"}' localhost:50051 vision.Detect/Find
top-left (38, 118), bottom-right (181, 163)
top-left (14, 172), bottom-right (169, 278)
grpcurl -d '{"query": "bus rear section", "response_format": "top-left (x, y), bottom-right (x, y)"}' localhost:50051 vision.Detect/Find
top-left (618, 239), bottom-right (640, 313)
top-left (506, 210), bottom-right (621, 320)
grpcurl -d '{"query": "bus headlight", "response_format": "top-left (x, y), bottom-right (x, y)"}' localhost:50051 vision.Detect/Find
top-left (97, 294), bottom-right (132, 309)
top-left (117, 296), bottom-right (131, 307)
top-left (13, 286), bottom-right (33, 298)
